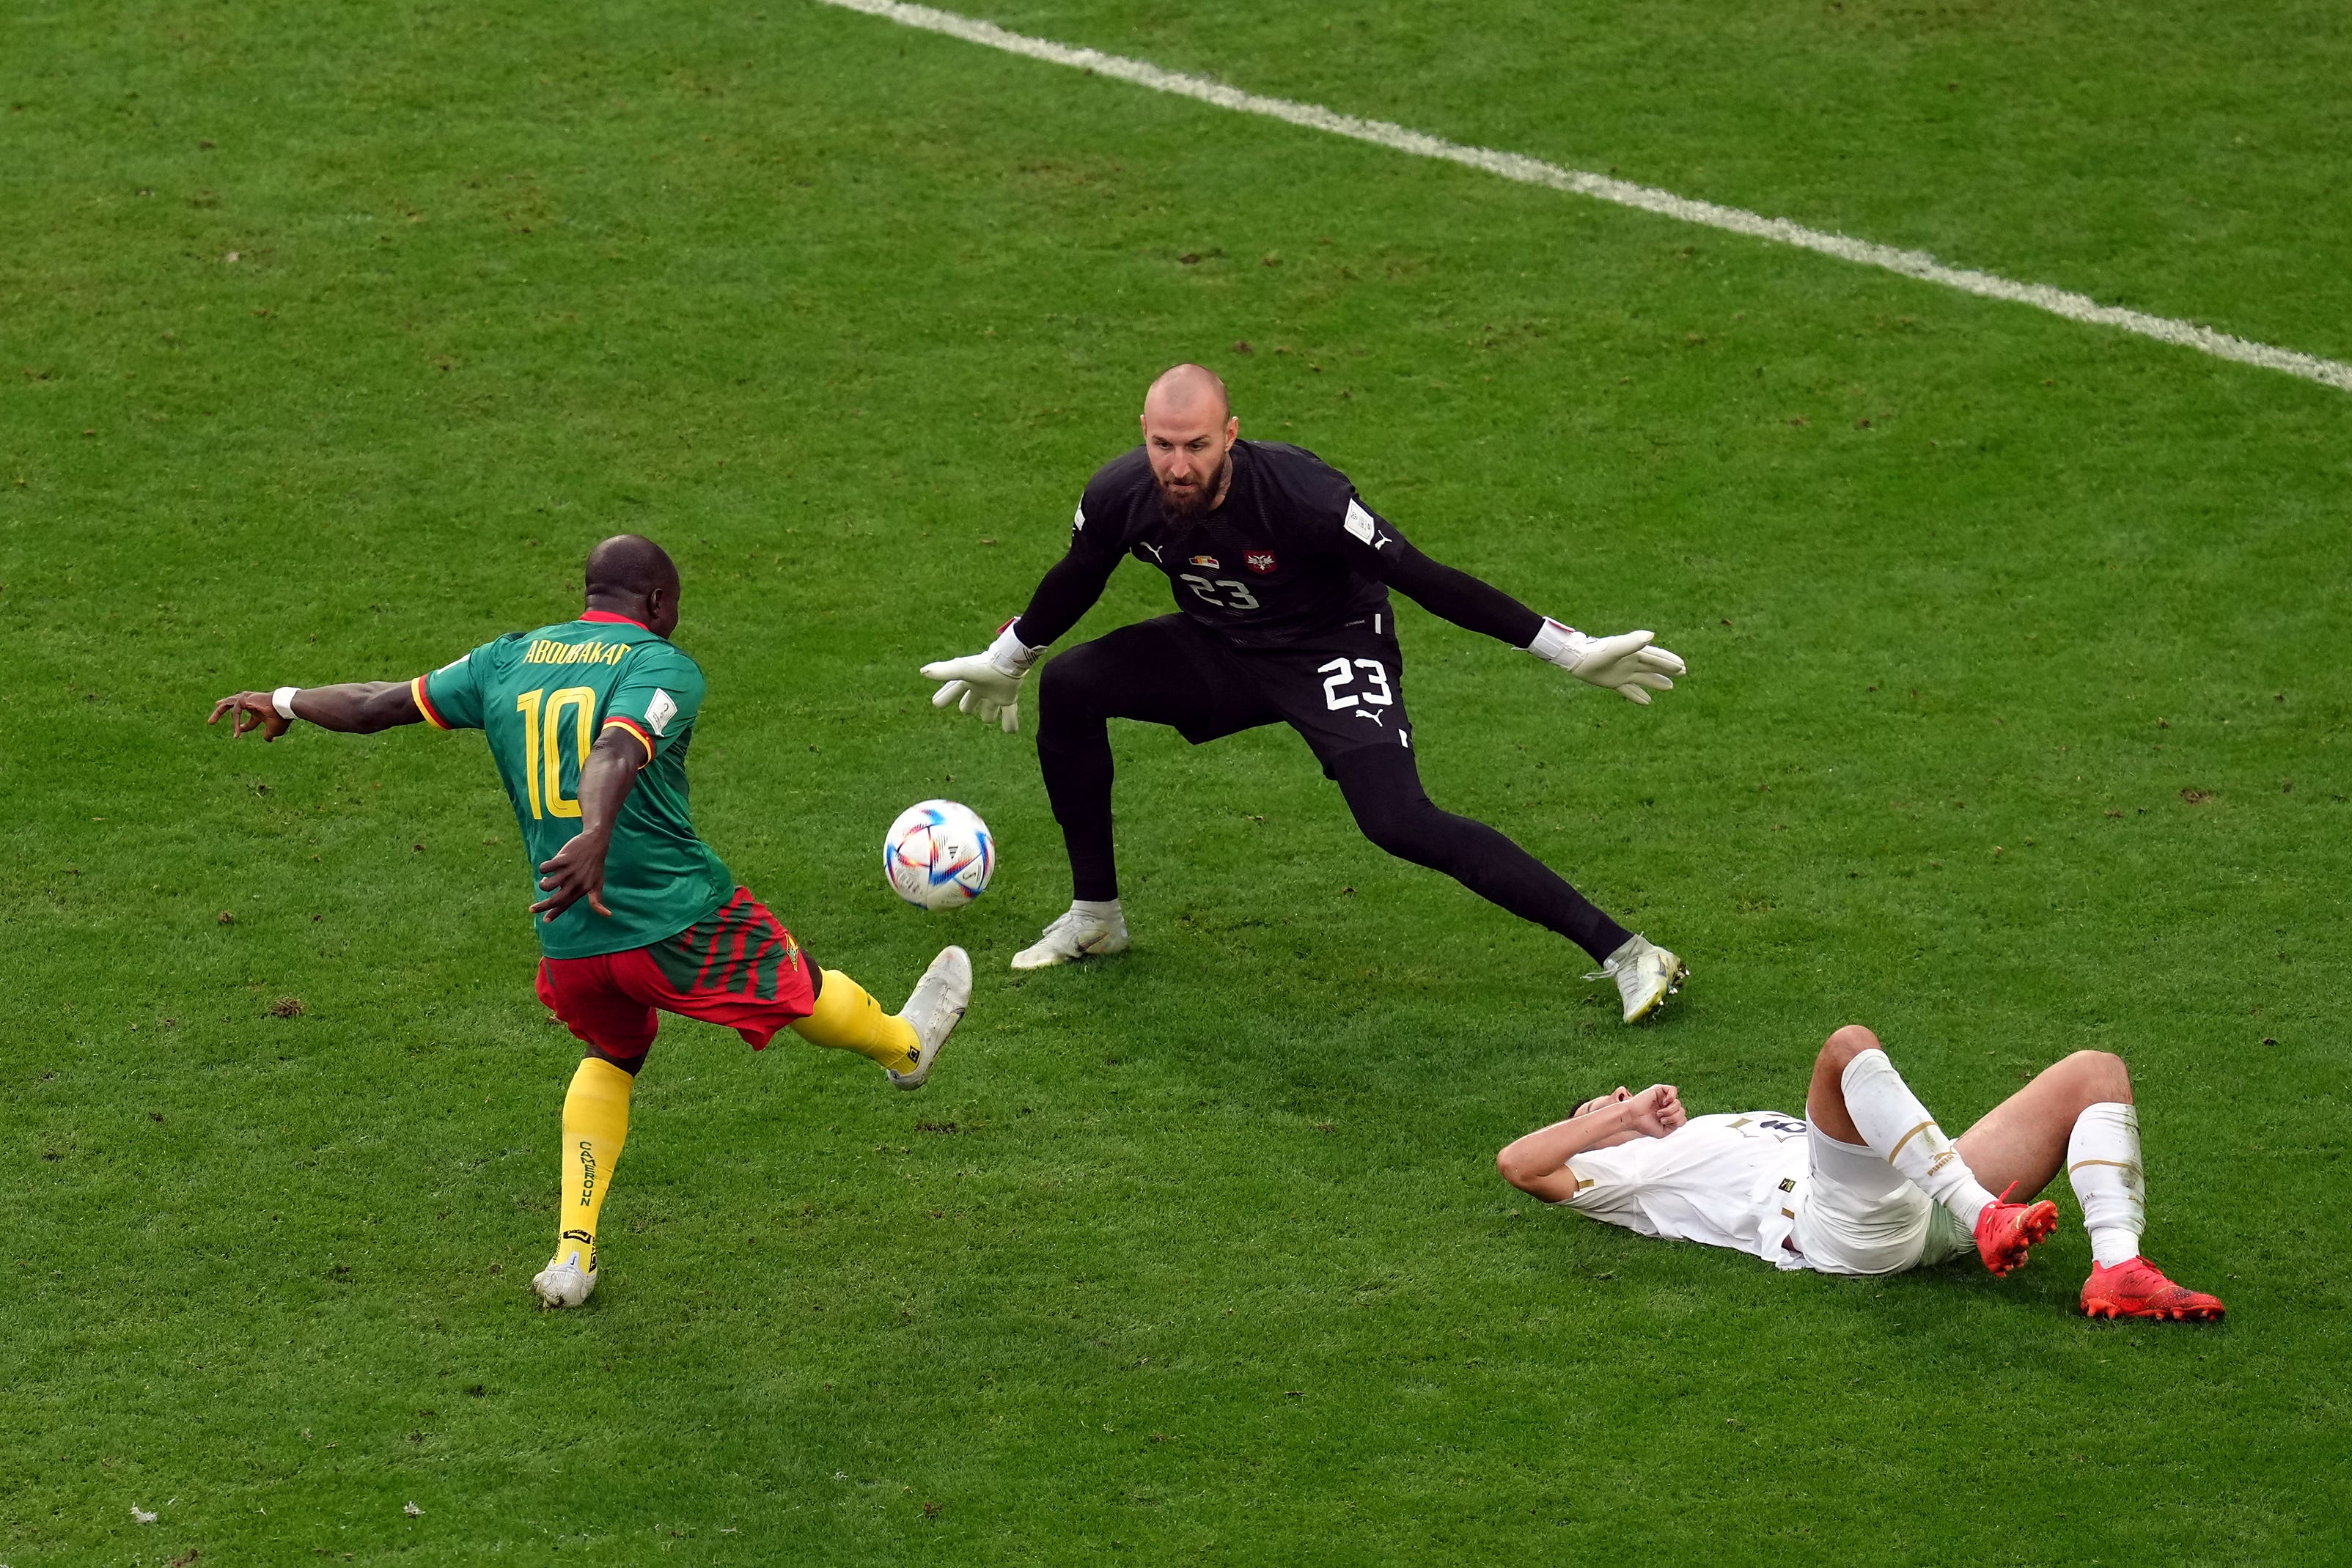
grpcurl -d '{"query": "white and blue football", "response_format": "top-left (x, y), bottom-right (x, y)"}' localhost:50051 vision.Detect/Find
top-left (883, 799), bottom-right (995, 910)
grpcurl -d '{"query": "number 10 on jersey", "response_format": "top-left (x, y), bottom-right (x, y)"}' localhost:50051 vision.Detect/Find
top-left (515, 685), bottom-right (595, 819)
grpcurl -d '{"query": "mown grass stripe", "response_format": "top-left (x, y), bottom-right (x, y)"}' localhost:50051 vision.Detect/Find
top-left (815, 0), bottom-right (2352, 395)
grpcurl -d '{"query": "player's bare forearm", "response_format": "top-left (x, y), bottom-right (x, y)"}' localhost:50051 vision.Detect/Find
top-left (1496, 1087), bottom-right (1682, 1201)
top-left (206, 681), bottom-right (421, 741)
top-left (1498, 1103), bottom-right (1642, 1199)
top-left (573, 734), bottom-right (645, 844)
top-left (297, 681), bottom-right (426, 732)
top-left (530, 731), bottom-right (646, 921)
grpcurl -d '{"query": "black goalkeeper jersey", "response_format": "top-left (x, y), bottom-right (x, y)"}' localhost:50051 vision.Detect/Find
top-left (1012, 439), bottom-right (1545, 653)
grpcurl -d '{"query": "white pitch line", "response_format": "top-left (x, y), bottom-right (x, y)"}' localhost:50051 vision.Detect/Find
top-left (816, 0), bottom-right (2352, 395)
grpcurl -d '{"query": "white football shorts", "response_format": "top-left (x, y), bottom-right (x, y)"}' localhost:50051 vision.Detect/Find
top-left (1790, 1123), bottom-right (1973, 1276)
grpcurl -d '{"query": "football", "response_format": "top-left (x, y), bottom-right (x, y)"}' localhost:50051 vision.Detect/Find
top-left (883, 798), bottom-right (995, 910)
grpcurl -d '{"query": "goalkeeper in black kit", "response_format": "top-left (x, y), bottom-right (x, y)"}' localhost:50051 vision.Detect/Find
top-left (922, 364), bottom-right (1691, 1023)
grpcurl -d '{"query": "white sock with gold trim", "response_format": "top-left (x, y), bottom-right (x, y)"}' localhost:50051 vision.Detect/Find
top-left (2068, 1102), bottom-right (2145, 1267)
top-left (1839, 1049), bottom-right (1998, 1226)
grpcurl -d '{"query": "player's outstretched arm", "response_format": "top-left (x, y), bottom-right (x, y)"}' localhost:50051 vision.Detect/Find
top-left (529, 729), bottom-right (647, 922)
top-left (1339, 516), bottom-right (1686, 705)
top-left (1496, 1084), bottom-right (1684, 1201)
top-left (207, 682), bottom-right (423, 741)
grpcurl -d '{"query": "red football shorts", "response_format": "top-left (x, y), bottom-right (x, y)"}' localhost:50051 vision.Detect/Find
top-left (534, 886), bottom-right (817, 1058)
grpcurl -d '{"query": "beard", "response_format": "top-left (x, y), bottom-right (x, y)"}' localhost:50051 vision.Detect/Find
top-left (1154, 455), bottom-right (1229, 520)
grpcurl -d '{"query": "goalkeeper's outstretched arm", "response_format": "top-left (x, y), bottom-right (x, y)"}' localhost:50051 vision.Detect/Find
top-left (1348, 530), bottom-right (1688, 707)
top-left (207, 681), bottom-right (423, 741)
top-left (1004, 547), bottom-right (1120, 652)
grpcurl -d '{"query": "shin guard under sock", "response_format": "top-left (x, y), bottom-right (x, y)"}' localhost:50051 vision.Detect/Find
top-left (1838, 1049), bottom-right (1999, 1225)
top-left (2067, 1102), bottom-right (2146, 1267)
top-left (559, 1056), bottom-right (634, 1267)
top-left (790, 969), bottom-right (920, 1071)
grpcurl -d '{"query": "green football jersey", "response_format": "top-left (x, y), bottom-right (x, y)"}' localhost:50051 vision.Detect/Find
top-left (414, 611), bottom-right (734, 959)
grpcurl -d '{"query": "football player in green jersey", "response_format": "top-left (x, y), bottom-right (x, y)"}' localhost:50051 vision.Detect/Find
top-left (209, 534), bottom-right (972, 1309)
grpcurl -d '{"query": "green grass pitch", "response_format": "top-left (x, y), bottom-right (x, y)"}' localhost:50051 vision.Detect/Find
top-left (4, 0), bottom-right (2349, 1559)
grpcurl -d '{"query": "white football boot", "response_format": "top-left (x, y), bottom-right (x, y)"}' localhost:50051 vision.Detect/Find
top-left (532, 1242), bottom-right (599, 1309)
top-left (1585, 934), bottom-right (1688, 1025)
top-left (1010, 902), bottom-right (1131, 971)
top-left (888, 945), bottom-right (972, 1091)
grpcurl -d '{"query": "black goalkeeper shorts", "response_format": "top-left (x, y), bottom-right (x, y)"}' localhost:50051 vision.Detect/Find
top-left (1120, 611), bottom-right (1416, 773)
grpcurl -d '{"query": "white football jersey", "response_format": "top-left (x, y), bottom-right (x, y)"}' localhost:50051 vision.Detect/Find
top-left (1560, 1113), bottom-right (1813, 1270)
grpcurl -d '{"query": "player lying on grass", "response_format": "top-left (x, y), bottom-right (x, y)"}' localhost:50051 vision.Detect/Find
top-left (922, 363), bottom-right (1691, 1023)
top-left (209, 534), bottom-right (971, 1311)
top-left (1496, 1024), bottom-right (2224, 1319)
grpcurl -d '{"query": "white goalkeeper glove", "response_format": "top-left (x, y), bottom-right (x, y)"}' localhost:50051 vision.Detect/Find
top-left (920, 622), bottom-right (1043, 734)
top-left (1529, 618), bottom-right (1686, 705)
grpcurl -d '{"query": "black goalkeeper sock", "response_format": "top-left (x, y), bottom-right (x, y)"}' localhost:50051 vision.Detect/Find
top-left (1330, 745), bottom-right (1633, 963)
top-left (1032, 622), bottom-right (1232, 904)
top-left (1036, 715), bottom-right (1121, 902)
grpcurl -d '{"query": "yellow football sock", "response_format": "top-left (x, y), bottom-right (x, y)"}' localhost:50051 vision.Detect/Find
top-left (790, 969), bottom-right (919, 1070)
top-left (558, 1056), bottom-right (633, 1268)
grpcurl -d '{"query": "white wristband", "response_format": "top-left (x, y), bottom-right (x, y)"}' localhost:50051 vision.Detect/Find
top-left (271, 685), bottom-right (301, 721)
top-left (1527, 617), bottom-right (1587, 666)
top-left (986, 621), bottom-right (1043, 676)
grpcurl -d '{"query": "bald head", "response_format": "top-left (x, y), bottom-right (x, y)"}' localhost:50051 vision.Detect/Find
top-left (1144, 362), bottom-right (1230, 424)
top-left (1139, 364), bottom-right (1238, 518)
top-left (583, 534), bottom-right (682, 636)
